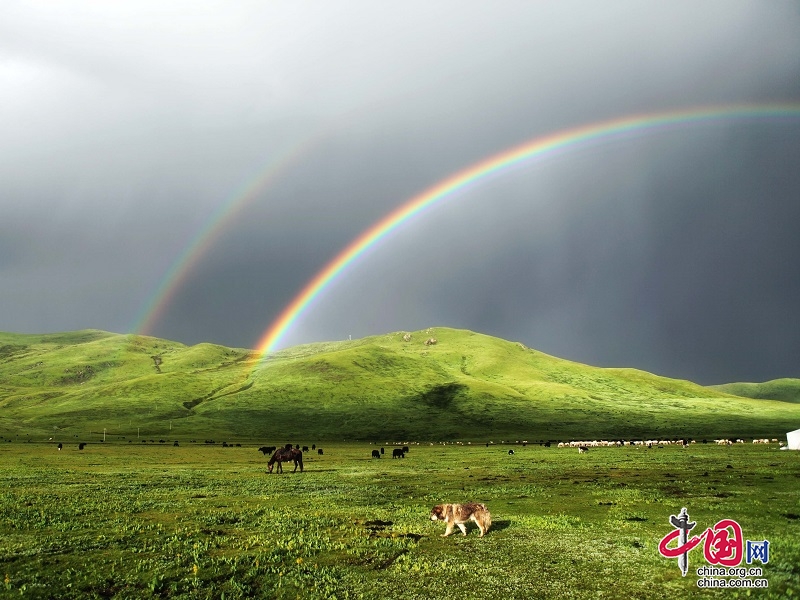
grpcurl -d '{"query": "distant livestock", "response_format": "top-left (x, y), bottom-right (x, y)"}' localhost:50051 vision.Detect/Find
top-left (424, 338), bottom-right (437, 346)
top-left (402, 446), bottom-right (410, 454)
top-left (508, 449), bottom-right (515, 455)
top-left (78, 443), bottom-right (86, 450)
top-left (578, 446), bottom-right (588, 454)
top-left (302, 446), bottom-right (309, 452)
top-left (372, 450), bottom-right (381, 459)
top-left (57, 443), bottom-right (62, 451)
top-left (267, 448), bottom-right (303, 474)
top-left (258, 446), bottom-right (277, 455)
top-left (392, 448), bottom-right (405, 459)
top-left (553, 439), bottom-right (721, 449)
top-left (317, 448), bottom-right (323, 455)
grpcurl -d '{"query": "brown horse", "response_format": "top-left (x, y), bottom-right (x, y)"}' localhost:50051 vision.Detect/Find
top-left (267, 447), bottom-right (303, 473)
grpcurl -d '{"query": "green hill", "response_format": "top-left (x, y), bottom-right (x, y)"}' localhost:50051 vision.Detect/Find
top-left (1, 327), bottom-right (798, 441)
top-left (710, 378), bottom-right (800, 403)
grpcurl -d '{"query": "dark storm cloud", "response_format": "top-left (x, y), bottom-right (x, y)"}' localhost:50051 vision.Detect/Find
top-left (2, 1), bottom-right (800, 384)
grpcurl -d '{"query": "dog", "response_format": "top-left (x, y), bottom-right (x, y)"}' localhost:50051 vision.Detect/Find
top-left (430, 503), bottom-right (491, 537)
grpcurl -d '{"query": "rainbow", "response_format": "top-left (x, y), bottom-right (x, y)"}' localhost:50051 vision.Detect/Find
top-left (255, 103), bottom-right (800, 357)
top-left (130, 133), bottom-right (326, 336)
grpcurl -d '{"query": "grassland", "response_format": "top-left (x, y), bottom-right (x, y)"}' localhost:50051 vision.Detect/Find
top-left (2, 327), bottom-right (799, 443)
top-left (2, 328), bottom-right (799, 598)
top-left (1, 441), bottom-right (798, 599)
top-left (711, 379), bottom-right (800, 404)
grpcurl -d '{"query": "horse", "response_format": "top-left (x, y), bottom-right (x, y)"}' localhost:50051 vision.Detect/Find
top-left (267, 447), bottom-right (303, 473)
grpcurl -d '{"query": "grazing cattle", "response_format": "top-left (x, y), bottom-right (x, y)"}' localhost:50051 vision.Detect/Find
top-left (294, 444), bottom-right (300, 450)
top-left (372, 450), bottom-right (381, 459)
top-left (380, 447), bottom-right (385, 455)
top-left (267, 448), bottom-right (303, 474)
top-left (57, 443), bottom-right (63, 451)
top-left (392, 448), bottom-right (405, 459)
top-left (317, 448), bottom-right (323, 455)
top-left (78, 443), bottom-right (86, 450)
top-left (312, 444), bottom-right (316, 450)
top-left (174, 441), bottom-right (179, 447)
top-left (402, 446), bottom-right (409, 454)
top-left (258, 446), bottom-right (277, 456)
top-left (508, 449), bottom-right (515, 455)
top-left (302, 446), bottom-right (309, 452)
top-left (578, 446), bottom-right (588, 454)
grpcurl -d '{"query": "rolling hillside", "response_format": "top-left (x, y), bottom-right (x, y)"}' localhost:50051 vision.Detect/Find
top-left (1, 327), bottom-right (798, 441)
top-left (710, 378), bottom-right (800, 403)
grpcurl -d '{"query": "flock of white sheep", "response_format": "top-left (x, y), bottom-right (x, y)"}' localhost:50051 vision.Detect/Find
top-left (557, 438), bottom-right (780, 448)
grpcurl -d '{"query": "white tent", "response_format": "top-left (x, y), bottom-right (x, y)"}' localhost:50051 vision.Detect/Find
top-left (785, 429), bottom-right (800, 450)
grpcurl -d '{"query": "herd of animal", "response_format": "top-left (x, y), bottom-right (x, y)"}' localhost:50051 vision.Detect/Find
top-left (258, 443), bottom-right (414, 473)
top-left (257, 443), bottom-right (325, 473)
top-left (557, 437), bottom-right (782, 452)
top-left (371, 446), bottom-right (409, 459)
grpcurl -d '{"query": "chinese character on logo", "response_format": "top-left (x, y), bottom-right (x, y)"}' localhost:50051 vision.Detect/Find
top-left (746, 540), bottom-right (769, 564)
top-left (702, 518), bottom-right (743, 566)
top-left (658, 507), bottom-right (700, 576)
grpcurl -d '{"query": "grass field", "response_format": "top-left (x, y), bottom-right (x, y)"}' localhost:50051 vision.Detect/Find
top-left (3, 328), bottom-right (800, 442)
top-left (1, 440), bottom-right (798, 599)
top-left (711, 379), bottom-right (800, 403)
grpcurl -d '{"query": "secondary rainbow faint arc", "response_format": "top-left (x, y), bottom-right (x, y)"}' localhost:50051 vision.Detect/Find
top-left (256, 103), bottom-right (800, 356)
top-left (131, 134), bottom-right (324, 337)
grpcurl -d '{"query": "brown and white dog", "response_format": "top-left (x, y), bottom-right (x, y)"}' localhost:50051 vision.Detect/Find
top-left (430, 503), bottom-right (491, 537)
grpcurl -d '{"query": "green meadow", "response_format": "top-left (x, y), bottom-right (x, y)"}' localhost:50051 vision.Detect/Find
top-left (1, 441), bottom-right (798, 599)
top-left (2, 327), bottom-right (799, 442)
top-left (2, 327), bottom-right (800, 598)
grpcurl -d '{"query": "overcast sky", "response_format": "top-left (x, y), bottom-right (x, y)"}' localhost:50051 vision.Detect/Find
top-left (2, 1), bottom-right (800, 384)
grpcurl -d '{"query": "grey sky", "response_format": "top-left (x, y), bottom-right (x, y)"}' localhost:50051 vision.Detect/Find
top-left (2, 1), bottom-right (799, 384)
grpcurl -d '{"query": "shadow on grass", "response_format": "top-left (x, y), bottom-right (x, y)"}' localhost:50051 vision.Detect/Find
top-left (490, 519), bottom-right (512, 533)
top-left (261, 468), bottom-right (339, 474)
